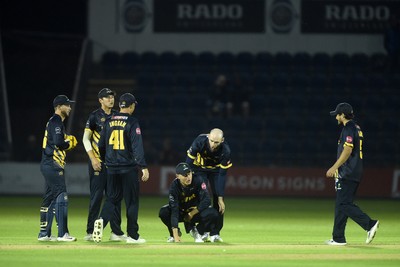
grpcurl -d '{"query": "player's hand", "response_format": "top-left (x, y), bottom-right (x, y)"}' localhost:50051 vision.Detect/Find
top-left (218, 197), bottom-right (225, 214)
top-left (172, 228), bottom-right (181, 242)
top-left (184, 213), bottom-right (192, 222)
top-left (65, 135), bottom-right (78, 151)
top-left (91, 158), bottom-right (101, 172)
top-left (141, 168), bottom-right (149, 182)
top-left (326, 167), bottom-right (336, 178)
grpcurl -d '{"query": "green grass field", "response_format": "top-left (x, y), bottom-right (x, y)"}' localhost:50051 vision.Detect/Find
top-left (0, 196), bottom-right (399, 266)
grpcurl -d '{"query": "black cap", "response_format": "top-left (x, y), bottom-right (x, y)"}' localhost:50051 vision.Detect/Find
top-left (330, 102), bottom-right (353, 116)
top-left (175, 162), bottom-right (192, 176)
top-left (98, 88), bottom-right (116, 98)
top-left (119, 93), bottom-right (138, 108)
top-left (53, 95), bottom-right (75, 107)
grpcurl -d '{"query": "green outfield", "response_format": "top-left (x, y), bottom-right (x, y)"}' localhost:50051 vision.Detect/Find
top-left (0, 196), bottom-right (399, 267)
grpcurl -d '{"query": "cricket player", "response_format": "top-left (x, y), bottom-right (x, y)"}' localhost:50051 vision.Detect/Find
top-left (186, 128), bottom-right (232, 242)
top-left (93, 93), bottom-right (149, 244)
top-left (159, 162), bottom-right (219, 243)
top-left (38, 95), bottom-right (77, 242)
top-left (325, 102), bottom-right (379, 245)
top-left (82, 88), bottom-right (124, 241)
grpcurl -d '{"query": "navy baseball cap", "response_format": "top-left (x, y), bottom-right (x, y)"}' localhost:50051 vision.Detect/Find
top-left (119, 93), bottom-right (138, 108)
top-left (330, 102), bottom-right (353, 116)
top-left (98, 88), bottom-right (116, 98)
top-left (176, 162), bottom-right (192, 176)
top-left (53, 95), bottom-right (75, 107)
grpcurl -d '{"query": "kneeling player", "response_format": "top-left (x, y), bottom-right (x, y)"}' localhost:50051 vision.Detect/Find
top-left (159, 162), bottom-right (219, 243)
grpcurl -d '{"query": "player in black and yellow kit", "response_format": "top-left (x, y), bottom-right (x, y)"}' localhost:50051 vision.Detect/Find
top-left (38, 95), bottom-right (77, 242)
top-left (159, 162), bottom-right (219, 243)
top-left (93, 93), bottom-right (149, 244)
top-left (186, 128), bottom-right (232, 242)
top-left (325, 103), bottom-right (379, 246)
top-left (82, 88), bottom-right (124, 241)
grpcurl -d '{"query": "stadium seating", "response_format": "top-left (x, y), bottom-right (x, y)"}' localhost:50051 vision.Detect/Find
top-left (93, 50), bottom-right (399, 167)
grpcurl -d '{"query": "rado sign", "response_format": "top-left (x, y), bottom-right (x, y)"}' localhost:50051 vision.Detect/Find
top-left (325, 5), bottom-right (390, 21)
top-left (177, 4), bottom-right (243, 19)
top-left (301, 0), bottom-right (400, 34)
top-left (154, 0), bottom-right (265, 33)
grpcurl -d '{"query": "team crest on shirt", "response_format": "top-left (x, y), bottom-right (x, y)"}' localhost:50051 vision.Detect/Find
top-left (346, 136), bottom-right (353, 143)
top-left (55, 127), bottom-right (62, 134)
top-left (201, 182), bottom-right (207, 190)
top-left (136, 127), bottom-right (141, 134)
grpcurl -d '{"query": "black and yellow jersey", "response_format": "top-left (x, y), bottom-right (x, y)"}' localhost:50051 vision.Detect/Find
top-left (186, 134), bottom-right (232, 172)
top-left (168, 176), bottom-right (211, 229)
top-left (41, 114), bottom-right (72, 170)
top-left (84, 108), bottom-right (117, 160)
top-left (98, 112), bottom-right (147, 174)
top-left (337, 120), bottom-right (363, 182)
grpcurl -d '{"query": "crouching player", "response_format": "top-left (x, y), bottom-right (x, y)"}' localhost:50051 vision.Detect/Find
top-left (159, 162), bottom-right (219, 243)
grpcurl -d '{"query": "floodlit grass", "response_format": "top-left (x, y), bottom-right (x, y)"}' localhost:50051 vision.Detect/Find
top-left (0, 196), bottom-right (399, 266)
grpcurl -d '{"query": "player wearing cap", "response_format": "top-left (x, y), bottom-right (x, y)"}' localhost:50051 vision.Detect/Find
top-left (93, 93), bottom-right (149, 244)
top-left (82, 88), bottom-right (125, 242)
top-left (38, 95), bottom-right (78, 242)
top-left (325, 102), bottom-right (379, 246)
top-left (186, 128), bottom-right (232, 242)
top-left (158, 162), bottom-right (219, 243)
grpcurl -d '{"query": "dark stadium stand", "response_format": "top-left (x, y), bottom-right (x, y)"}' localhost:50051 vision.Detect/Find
top-left (86, 51), bottom-right (400, 167)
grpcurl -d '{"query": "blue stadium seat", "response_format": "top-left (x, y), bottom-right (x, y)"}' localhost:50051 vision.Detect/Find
top-left (312, 53), bottom-right (330, 71)
top-left (255, 52), bottom-right (274, 70)
top-left (217, 52), bottom-right (235, 66)
top-left (121, 51), bottom-right (139, 68)
top-left (135, 72), bottom-right (155, 87)
top-left (369, 53), bottom-right (387, 71)
top-left (274, 52), bottom-right (293, 69)
top-left (179, 51), bottom-right (197, 67)
top-left (350, 53), bottom-right (369, 71)
top-left (140, 51), bottom-right (159, 69)
top-left (236, 52), bottom-right (254, 67)
top-left (272, 72), bottom-right (290, 89)
top-left (331, 53), bottom-right (350, 71)
top-left (348, 73), bottom-right (369, 91)
top-left (197, 52), bottom-right (216, 66)
top-left (101, 51), bottom-right (120, 67)
top-left (292, 52), bottom-right (312, 70)
top-left (159, 51), bottom-right (178, 66)
top-left (291, 73), bottom-right (310, 89)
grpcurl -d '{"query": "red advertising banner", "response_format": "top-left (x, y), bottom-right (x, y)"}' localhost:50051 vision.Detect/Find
top-left (141, 166), bottom-right (398, 198)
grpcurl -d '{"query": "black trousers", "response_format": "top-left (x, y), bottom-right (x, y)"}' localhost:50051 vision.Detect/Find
top-left (332, 178), bottom-right (375, 243)
top-left (194, 171), bottom-right (224, 235)
top-left (86, 162), bottom-right (123, 235)
top-left (100, 168), bottom-right (141, 239)
top-left (159, 205), bottom-right (219, 237)
top-left (39, 164), bottom-right (69, 237)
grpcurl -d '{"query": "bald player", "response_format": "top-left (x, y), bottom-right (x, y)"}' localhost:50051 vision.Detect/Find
top-left (186, 128), bottom-right (232, 242)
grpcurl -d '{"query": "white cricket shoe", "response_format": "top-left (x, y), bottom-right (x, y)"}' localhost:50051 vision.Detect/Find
top-left (57, 233), bottom-right (77, 242)
top-left (189, 227), bottom-right (204, 243)
top-left (83, 233), bottom-right (93, 241)
top-left (210, 234), bottom-right (223, 243)
top-left (126, 236), bottom-right (146, 244)
top-left (166, 236), bottom-right (175, 243)
top-left (325, 239), bottom-right (347, 246)
top-left (109, 232), bottom-right (127, 241)
top-left (366, 220), bottom-right (379, 244)
top-left (201, 232), bottom-right (210, 242)
top-left (38, 235), bottom-right (57, 242)
top-left (92, 218), bottom-right (103, 243)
